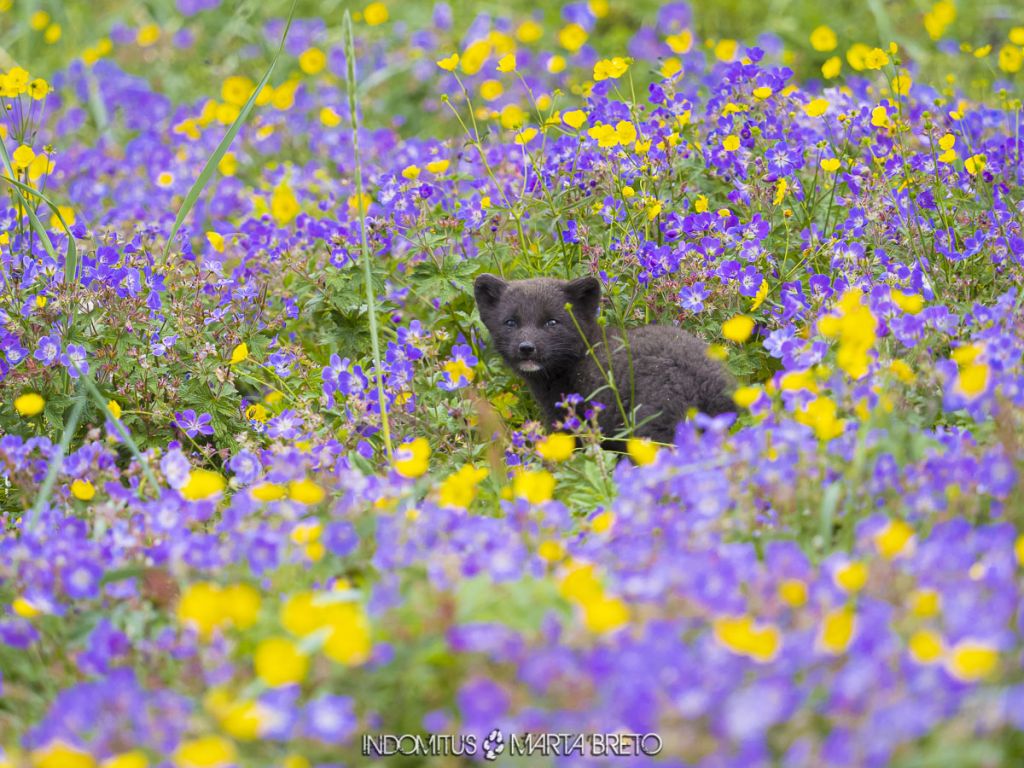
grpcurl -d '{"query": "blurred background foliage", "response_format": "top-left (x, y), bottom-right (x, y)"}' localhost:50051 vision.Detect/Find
top-left (0, 0), bottom-right (1019, 113)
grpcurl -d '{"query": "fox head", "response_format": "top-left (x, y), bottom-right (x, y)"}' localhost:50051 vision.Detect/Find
top-left (474, 274), bottom-right (602, 379)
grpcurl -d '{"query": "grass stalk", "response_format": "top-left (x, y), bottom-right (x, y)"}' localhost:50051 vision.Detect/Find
top-left (343, 10), bottom-right (393, 459)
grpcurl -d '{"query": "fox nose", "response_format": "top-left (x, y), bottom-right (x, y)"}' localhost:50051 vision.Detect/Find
top-left (518, 341), bottom-right (536, 358)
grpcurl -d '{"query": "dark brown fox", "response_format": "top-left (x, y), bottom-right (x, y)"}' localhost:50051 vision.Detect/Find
top-left (474, 274), bottom-right (735, 448)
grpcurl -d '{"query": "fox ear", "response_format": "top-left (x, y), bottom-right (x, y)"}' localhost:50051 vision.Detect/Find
top-left (474, 274), bottom-right (508, 316)
top-left (563, 277), bottom-right (601, 318)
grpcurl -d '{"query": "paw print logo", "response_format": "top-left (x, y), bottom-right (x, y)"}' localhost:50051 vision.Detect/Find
top-left (482, 728), bottom-right (505, 761)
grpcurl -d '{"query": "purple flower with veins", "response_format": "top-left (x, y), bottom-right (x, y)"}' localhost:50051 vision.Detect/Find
top-left (173, 409), bottom-right (214, 438)
top-left (33, 334), bottom-right (61, 366)
top-left (679, 282), bottom-right (709, 312)
top-left (738, 266), bottom-right (764, 297)
top-left (60, 343), bottom-right (89, 378)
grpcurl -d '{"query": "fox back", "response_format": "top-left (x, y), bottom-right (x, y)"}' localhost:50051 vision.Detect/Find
top-left (474, 274), bottom-right (735, 445)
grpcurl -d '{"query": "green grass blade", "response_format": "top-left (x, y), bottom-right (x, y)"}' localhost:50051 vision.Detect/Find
top-left (343, 9), bottom-right (393, 459)
top-left (161, 0), bottom-right (298, 261)
top-left (0, 140), bottom-right (61, 264)
top-left (27, 391), bottom-right (86, 532)
top-left (80, 374), bottom-right (160, 495)
top-left (0, 170), bottom-right (77, 283)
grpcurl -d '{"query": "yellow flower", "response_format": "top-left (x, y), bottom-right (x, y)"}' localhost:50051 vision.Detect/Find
top-left (945, 640), bottom-right (999, 681)
top-left (515, 127), bottom-right (538, 145)
top-left (562, 109), bottom-right (587, 129)
top-left (255, 637), bottom-right (308, 687)
top-left (30, 741), bottom-right (95, 768)
top-left (817, 607), bottom-right (856, 654)
top-left (499, 103), bottom-right (526, 130)
top-left (206, 231), bottom-right (225, 253)
top-left (821, 56), bottom-right (842, 79)
top-left (460, 39), bottom-right (491, 75)
top-left (660, 58), bottom-right (682, 78)
top-left (722, 134), bottom-right (740, 152)
top-left (517, 20), bottom-right (543, 44)
top-left (626, 437), bottom-right (659, 466)
top-left (665, 30), bottom-right (693, 54)
top-left (497, 53), bottom-right (516, 72)
top-left (221, 75), bottom-right (254, 107)
top-left (70, 479), bottom-right (95, 501)
top-left (773, 178), bottom-right (788, 205)
top-left (136, 24), bottom-right (159, 47)
top-left (228, 342), bottom-right (248, 364)
top-left (438, 464), bottom-right (488, 509)
top-left (13, 595), bottom-right (42, 618)
top-left (870, 105), bottom-right (889, 128)
top-left (964, 153), bottom-right (986, 176)
top-left (538, 540), bottom-right (565, 562)
top-left (436, 53), bottom-right (459, 71)
top-left (320, 107), bottom-right (342, 127)
top-left (592, 56), bottom-right (629, 81)
top-left (107, 400), bottom-right (123, 419)
top-left (173, 735), bottom-right (237, 768)
top-left (752, 86), bottom-right (773, 100)
top-left (714, 39), bottom-right (737, 61)
top-left (924, 1), bottom-right (956, 40)
top-left (874, 519), bottom-right (915, 559)
top-left (863, 47), bottom-right (890, 69)
top-left (809, 25), bottom-right (837, 52)
top-left (394, 437), bottom-right (430, 478)
top-left (101, 752), bottom-right (148, 768)
top-left (513, 468), bottom-right (556, 504)
top-left (222, 583), bottom-right (260, 629)
top-left (15, 392), bottom-right (45, 416)
top-left (908, 629), bottom-right (944, 665)
top-left (557, 23), bottom-right (588, 52)
top-left (910, 588), bottom-right (941, 618)
top-left (890, 289), bottom-right (924, 314)
top-left (732, 385), bottom-right (762, 409)
top-left (479, 79), bottom-right (503, 101)
top-left (820, 157), bottom-right (841, 172)
top-left (30, 10), bottom-right (50, 29)
top-left (581, 593), bottom-right (630, 633)
top-left (536, 433), bottom-right (576, 462)
top-left (803, 98), bottom-right (829, 118)
top-left (778, 579), bottom-right (808, 607)
top-left (298, 47), bottom-right (326, 75)
top-left (363, 2), bottom-right (388, 26)
top-left (12, 144), bottom-right (35, 172)
top-left (271, 180), bottom-right (300, 225)
top-left (590, 510), bottom-right (614, 534)
top-left (954, 362), bottom-right (989, 400)
top-left (177, 582), bottom-right (226, 640)
top-left (218, 152), bottom-right (237, 176)
top-left (846, 43), bottom-right (871, 71)
top-left (322, 600), bottom-right (373, 665)
top-left (796, 396), bottom-right (846, 441)
top-left (180, 469), bottom-right (226, 501)
top-left (834, 561), bottom-right (868, 593)
top-left (426, 159), bottom-right (450, 174)
top-left (289, 478), bottom-right (326, 505)
top-left (722, 315), bottom-right (755, 343)
top-left (713, 615), bottom-right (782, 663)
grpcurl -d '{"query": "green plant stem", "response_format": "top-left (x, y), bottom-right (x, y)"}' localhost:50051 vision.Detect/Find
top-left (343, 10), bottom-right (393, 460)
top-left (27, 392), bottom-right (86, 531)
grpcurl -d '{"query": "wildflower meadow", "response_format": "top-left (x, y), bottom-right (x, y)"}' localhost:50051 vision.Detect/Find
top-left (4, 0), bottom-right (1024, 765)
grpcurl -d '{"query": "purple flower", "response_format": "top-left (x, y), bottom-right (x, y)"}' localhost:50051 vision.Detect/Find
top-left (304, 695), bottom-right (357, 744)
top-left (173, 409), bottom-right (214, 438)
top-left (33, 334), bottom-right (62, 367)
top-left (63, 560), bottom-right (102, 600)
top-left (679, 282), bottom-right (709, 312)
top-left (59, 344), bottom-right (89, 378)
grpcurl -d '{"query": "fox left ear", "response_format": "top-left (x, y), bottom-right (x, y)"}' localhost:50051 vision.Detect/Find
top-left (563, 277), bottom-right (601, 318)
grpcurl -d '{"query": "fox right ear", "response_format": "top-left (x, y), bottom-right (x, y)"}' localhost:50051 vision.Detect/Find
top-left (474, 274), bottom-right (507, 314)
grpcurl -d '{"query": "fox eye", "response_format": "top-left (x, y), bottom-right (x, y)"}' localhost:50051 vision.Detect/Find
top-left (544, 318), bottom-right (559, 327)
top-left (504, 318), bottom-right (518, 328)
